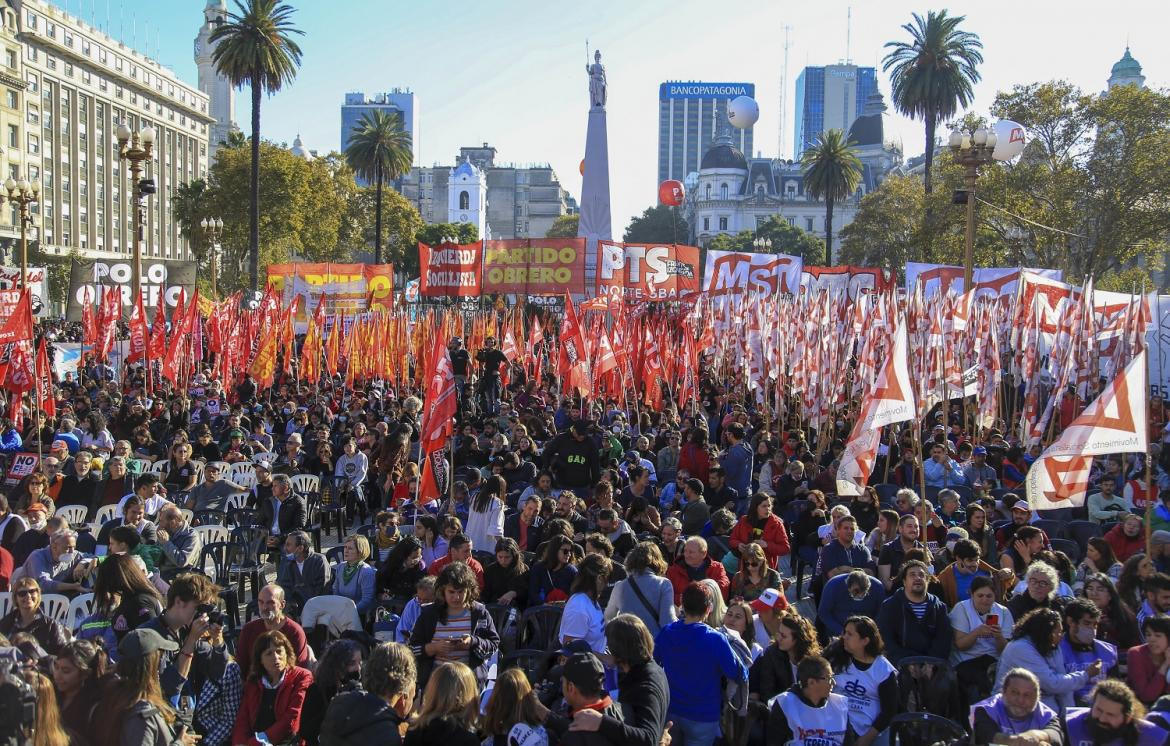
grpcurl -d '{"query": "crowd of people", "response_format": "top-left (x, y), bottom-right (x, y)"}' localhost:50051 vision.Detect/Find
top-left (0, 328), bottom-right (1168, 746)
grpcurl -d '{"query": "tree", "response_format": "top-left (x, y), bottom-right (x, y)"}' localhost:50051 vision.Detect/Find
top-left (753, 215), bottom-right (824, 261)
top-left (170, 179), bottom-right (214, 289)
top-left (883, 9), bottom-right (983, 258)
top-left (344, 110), bottom-right (413, 264)
top-left (220, 130), bottom-right (248, 150)
top-left (546, 214), bottom-right (579, 238)
top-left (705, 231), bottom-right (755, 253)
top-left (801, 129), bottom-right (862, 266)
top-left (622, 204), bottom-right (689, 244)
top-left (412, 223), bottom-right (480, 276)
top-left (210, 0), bottom-right (304, 293)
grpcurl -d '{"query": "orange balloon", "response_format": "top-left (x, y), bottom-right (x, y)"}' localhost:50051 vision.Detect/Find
top-left (658, 179), bottom-right (685, 206)
top-left (579, 159), bottom-right (585, 176)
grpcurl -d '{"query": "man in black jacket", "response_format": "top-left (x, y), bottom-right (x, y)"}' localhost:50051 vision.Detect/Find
top-left (548, 652), bottom-right (626, 746)
top-left (319, 641), bottom-right (416, 746)
top-left (258, 474), bottom-right (307, 556)
top-left (504, 494), bottom-right (545, 552)
top-left (544, 421), bottom-right (601, 493)
top-left (56, 450), bottom-right (102, 519)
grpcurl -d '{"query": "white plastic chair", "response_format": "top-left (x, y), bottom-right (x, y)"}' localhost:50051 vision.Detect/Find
top-left (180, 508), bottom-right (195, 525)
top-left (129, 458), bottom-right (153, 474)
top-left (193, 524), bottom-right (231, 547)
top-left (232, 470), bottom-right (258, 490)
top-left (290, 474), bottom-right (320, 495)
top-left (54, 505), bottom-right (88, 526)
top-left (224, 492), bottom-right (251, 512)
top-left (149, 460), bottom-right (169, 475)
top-left (40, 593), bottom-right (71, 627)
top-left (93, 504), bottom-right (118, 527)
top-left (67, 592), bottom-right (95, 630)
top-left (229, 461), bottom-right (255, 481)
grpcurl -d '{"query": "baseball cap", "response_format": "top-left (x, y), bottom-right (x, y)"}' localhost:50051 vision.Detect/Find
top-left (51, 440), bottom-right (68, 450)
top-left (1152, 530), bottom-right (1170, 547)
top-left (25, 502), bottom-right (47, 514)
top-left (229, 429), bottom-right (245, 439)
top-left (1010, 502), bottom-right (1031, 513)
top-left (561, 652), bottom-right (605, 692)
top-left (750, 587), bottom-right (787, 614)
top-left (624, 450), bottom-right (639, 461)
top-left (972, 446), bottom-right (988, 456)
top-left (119, 628), bottom-right (179, 659)
top-left (945, 527), bottom-right (969, 542)
top-left (557, 639), bottom-right (593, 658)
top-left (253, 460), bottom-right (272, 472)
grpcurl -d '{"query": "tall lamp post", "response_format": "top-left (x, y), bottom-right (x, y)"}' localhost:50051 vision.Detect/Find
top-left (115, 123), bottom-right (156, 298)
top-left (4, 177), bottom-right (40, 289)
top-left (201, 216), bottom-right (223, 297)
top-left (753, 236), bottom-right (772, 252)
top-left (948, 126), bottom-right (998, 289)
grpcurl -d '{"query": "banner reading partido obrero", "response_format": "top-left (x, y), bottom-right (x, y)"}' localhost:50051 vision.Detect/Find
top-left (594, 241), bottom-right (701, 301)
top-left (66, 259), bottom-right (196, 322)
top-left (266, 262), bottom-right (394, 331)
top-left (482, 238), bottom-right (586, 296)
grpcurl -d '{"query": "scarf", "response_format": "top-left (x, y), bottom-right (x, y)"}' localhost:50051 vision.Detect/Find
top-left (342, 562), bottom-right (361, 584)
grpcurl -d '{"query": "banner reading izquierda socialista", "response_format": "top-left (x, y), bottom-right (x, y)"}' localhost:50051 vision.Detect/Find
top-left (66, 259), bottom-right (195, 322)
top-left (418, 241), bottom-right (482, 297)
top-left (482, 238), bottom-right (586, 296)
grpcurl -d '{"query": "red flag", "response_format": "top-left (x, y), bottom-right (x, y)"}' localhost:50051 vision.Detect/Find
top-left (557, 295), bottom-right (590, 397)
top-left (161, 290), bottom-right (196, 384)
top-left (0, 289), bottom-right (33, 345)
top-left (418, 334), bottom-right (457, 501)
top-left (81, 286), bottom-right (97, 349)
top-left (3, 340), bottom-right (34, 394)
top-left (148, 292), bottom-right (168, 361)
top-left (96, 286), bottom-right (121, 362)
top-left (127, 290), bottom-right (148, 363)
top-left (35, 338), bottom-right (55, 418)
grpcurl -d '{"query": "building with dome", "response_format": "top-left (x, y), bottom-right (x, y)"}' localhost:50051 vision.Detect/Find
top-left (289, 134), bottom-right (313, 160)
top-left (686, 92), bottom-right (901, 261)
top-left (400, 143), bottom-right (577, 240)
top-left (1107, 47), bottom-right (1145, 90)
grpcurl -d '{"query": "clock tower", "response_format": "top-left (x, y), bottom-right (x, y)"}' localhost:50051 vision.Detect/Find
top-left (448, 157), bottom-right (487, 239)
top-left (195, 0), bottom-right (237, 157)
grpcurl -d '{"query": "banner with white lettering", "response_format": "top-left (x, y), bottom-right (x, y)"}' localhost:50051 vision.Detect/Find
top-left (66, 259), bottom-right (196, 322)
top-left (701, 250), bottom-right (803, 296)
top-left (905, 262), bottom-right (1063, 299)
top-left (418, 242), bottom-right (482, 297)
top-left (0, 266), bottom-right (49, 318)
top-left (800, 265), bottom-right (894, 299)
top-left (594, 242), bottom-right (700, 301)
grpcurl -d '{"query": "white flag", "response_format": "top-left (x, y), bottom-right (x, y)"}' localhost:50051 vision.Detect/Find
top-left (1026, 350), bottom-right (1147, 511)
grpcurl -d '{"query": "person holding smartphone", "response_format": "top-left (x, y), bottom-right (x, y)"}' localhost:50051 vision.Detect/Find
top-left (951, 575), bottom-right (1014, 705)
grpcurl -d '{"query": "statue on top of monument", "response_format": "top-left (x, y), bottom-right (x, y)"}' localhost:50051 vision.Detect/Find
top-left (587, 49), bottom-right (606, 108)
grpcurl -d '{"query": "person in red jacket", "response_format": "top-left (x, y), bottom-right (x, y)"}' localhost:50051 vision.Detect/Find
top-left (729, 493), bottom-right (791, 570)
top-left (0, 545), bottom-right (11, 591)
top-left (232, 630), bottom-right (313, 746)
top-left (666, 536), bottom-right (730, 605)
top-left (1105, 513), bottom-right (1147, 563)
top-left (678, 428), bottom-right (712, 484)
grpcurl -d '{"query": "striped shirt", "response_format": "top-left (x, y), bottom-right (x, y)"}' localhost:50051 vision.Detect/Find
top-left (434, 608), bottom-right (472, 663)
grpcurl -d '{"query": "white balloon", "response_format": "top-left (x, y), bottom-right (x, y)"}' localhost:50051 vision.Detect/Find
top-left (727, 95), bottom-right (759, 130)
top-left (992, 119), bottom-right (1027, 161)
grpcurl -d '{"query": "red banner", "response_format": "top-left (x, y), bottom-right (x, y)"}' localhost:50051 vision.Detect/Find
top-left (418, 242), bottom-right (482, 297)
top-left (482, 238), bottom-right (586, 295)
top-left (594, 242), bottom-right (701, 301)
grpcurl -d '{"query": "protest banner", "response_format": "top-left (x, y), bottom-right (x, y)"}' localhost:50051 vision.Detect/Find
top-left (800, 265), bottom-right (894, 298)
top-left (594, 242), bottom-right (700, 301)
top-left (66, 259), bottom-right (196, 321)
top-left (1146, 294), bottom-right (1170, 400)
top-left (702, 249), bottom-right (803, 296)
top-left (418, 241), bottom-right (482, 297)
top-left (905, 262), bottom-right (1063, 299)
top-left (4, 452), bottom-right (38, 487)
top-left (266, 262), bottom-right (394, 331)
top-left (0, 266), bottom-right (49, 318)
top-left (482, 238), bottom-right (586, 296)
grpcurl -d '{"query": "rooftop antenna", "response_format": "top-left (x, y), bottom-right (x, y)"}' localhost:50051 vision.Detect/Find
top-left (779, 24), bottom-right (791, 159)
top-left (846, 7), bottom-right (852, 64)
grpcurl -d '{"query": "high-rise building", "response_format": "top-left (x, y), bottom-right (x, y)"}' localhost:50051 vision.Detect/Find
top-left (17, 0), bottom-right (214, 261)
top-left (340, 90), bottom-right (418, 165)
top-left (194, 0), bottom-right (237, 156)
top-left (793, 64), bottom-right (876, 158)
top-left (399, 143), bottom-right (576, 240)
top-left (658, 81), bottom-right (753, 185)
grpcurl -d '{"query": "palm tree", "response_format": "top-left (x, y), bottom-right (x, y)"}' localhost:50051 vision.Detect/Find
top-left (210, 0), bottom-right (303, 292)
top-left (883, 9), bottom-right (983, 257)
top-left (219, 130), bottom-right (248, 150)
top-left (344, 111), bottom-right (413, 264)
top-left (801, 129), bottom-right (862, 266)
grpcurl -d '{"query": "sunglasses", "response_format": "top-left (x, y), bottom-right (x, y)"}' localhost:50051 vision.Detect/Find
top-left (15, 589), bottom-right (38, 598)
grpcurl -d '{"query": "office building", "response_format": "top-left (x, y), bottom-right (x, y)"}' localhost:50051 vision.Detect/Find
top-left (16, 0), bottom-right (214, 262)
top-left (658, 81), bottom-right (753, 184)
top-left (340, 89), bottom-right (418, 167)
top-left (793, 64), bottom-right (876, 158)
top-left (194, 0), bottom-right (238, 156)
top-left (399, 143), bottom-right (576, 240)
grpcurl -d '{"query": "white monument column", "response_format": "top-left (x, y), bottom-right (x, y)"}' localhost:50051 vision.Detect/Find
top-left (579, 50), bottom-right (613, 297)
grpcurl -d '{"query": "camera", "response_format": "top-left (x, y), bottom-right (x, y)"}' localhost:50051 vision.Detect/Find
top-left (196, 603), bottom-right (226, 627)
top-left (0, 656), bottom-right (36, 746)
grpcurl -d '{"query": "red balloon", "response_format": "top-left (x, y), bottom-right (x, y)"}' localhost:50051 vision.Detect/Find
top-left (658, 179), bottom-right (685, 206)
top-left (579, 159), bottom-right (585, 176)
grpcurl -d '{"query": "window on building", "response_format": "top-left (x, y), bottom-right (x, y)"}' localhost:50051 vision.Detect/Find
top-left (5, 49), bottom-right (15, 69)
top-left (4, 89), bottom-right (14, 109)
top-left (718, 216), bottom-right (728, 231)
top-left (27, 134), bottom-right (37, 154)
top-left (459, 191), bottom-right (469, 210)
top-left (705, 183), bottom-right (711, 200)
top-left (6, 124), bottom-right (16, 148)
top-left (786, 217), bottom-right (795, 226)
top-left (25, 11), bottom-right (37, 30)
top-left (805, 217), bottom-right (814, 231)
top-left (720, 183), bottom-right (728, 200)
top-left (703, 217), bottom-right (710, 231)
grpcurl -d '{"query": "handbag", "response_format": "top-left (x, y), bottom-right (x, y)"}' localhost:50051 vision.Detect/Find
top-left (627, 576), bottom-right (663, 631)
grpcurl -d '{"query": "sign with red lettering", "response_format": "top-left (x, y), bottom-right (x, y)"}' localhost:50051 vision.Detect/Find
top-left (594, 242), bottom-right (700, 301)
top-left (702, 250), bottom-right (803, 296)
top-left (418, 242), bottom-right (482, 297)
top-left (4, 452), bottom-right (38, 487)
top-left (0, 267), bottom-right (48, 318)
top-left (905, 262), bottom-right (1063, 299)
top-left (800, 266), bottom-right (894, 298)
top-left (482, 238), bottom-right (585, 295)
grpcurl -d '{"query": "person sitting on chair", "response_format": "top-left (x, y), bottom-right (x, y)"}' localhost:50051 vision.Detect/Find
top-left (767, 655), bottom-right (854, 746)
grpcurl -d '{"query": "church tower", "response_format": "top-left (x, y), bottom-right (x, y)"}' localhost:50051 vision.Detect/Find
top-left (1107, 47), bottom-right (1146, 90)
top-left (195, 0), bottom-right (238, 156)
top-left (448, 158), bottom-right (487, 239)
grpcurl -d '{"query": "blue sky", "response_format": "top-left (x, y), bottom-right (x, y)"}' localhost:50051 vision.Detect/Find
top-left (59, 0), bottom-right (1168, 236)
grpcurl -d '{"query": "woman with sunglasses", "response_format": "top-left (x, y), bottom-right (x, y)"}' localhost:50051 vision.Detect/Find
top-left (729, 542), bottom-right (782, 603)
top-left (0, 577), bottom-right (69, 655)
top-left (766, 655), bottom-right (854, 746)
top-left (529, 534), bottom-right (578, 605)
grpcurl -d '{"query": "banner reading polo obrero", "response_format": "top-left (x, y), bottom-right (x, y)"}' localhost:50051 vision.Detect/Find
top-left (702, 249), bottom-right (802, 296)
top-left (800, 265), bottom-right (894, 299)
top-left (482, 238), bottom-right (585, 296)
top-left (418, 241), bottom-right (482, 297)
top-left (594, 241), bottom-right (700, 302)
top-left (66, 259), bottom-right (195, 322)
top-left (266, 263), bottom-right (393, 332)
top-left (0, 266), bottom-right (48, 318)
top-left (905, 262), bottom-right (1063, 299)
top-left (1026, 350), bottom-right (1147, 512)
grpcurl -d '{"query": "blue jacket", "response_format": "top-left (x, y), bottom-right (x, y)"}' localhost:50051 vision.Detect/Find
top-left (654, 620), bottom-right (748, 723)
top-left (720, 442), bottom-right (754, 499)
top-left (817, 572), bottom-right (885, 636)
top-left (332, 562), bottom-right (377, 616)
top-left (0, 428), bottom-right (21, 454)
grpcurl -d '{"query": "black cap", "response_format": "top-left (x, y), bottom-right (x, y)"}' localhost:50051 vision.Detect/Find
top-left (562, 652), bottom-right (605, 692)
top-left (558, 639), bottom-right (593, 658)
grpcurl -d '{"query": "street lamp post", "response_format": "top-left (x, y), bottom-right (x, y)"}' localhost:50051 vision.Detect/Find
top-left (4, 178), bottom-right (40, 289)
top-left (115, 123), bottom-right (156, 299)
top-left (948, 126), bottom-right (998, 289)
top-left (753, 237), bottom-right (772, 252)
top-left (201, 216), bottom-right (223, 297)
